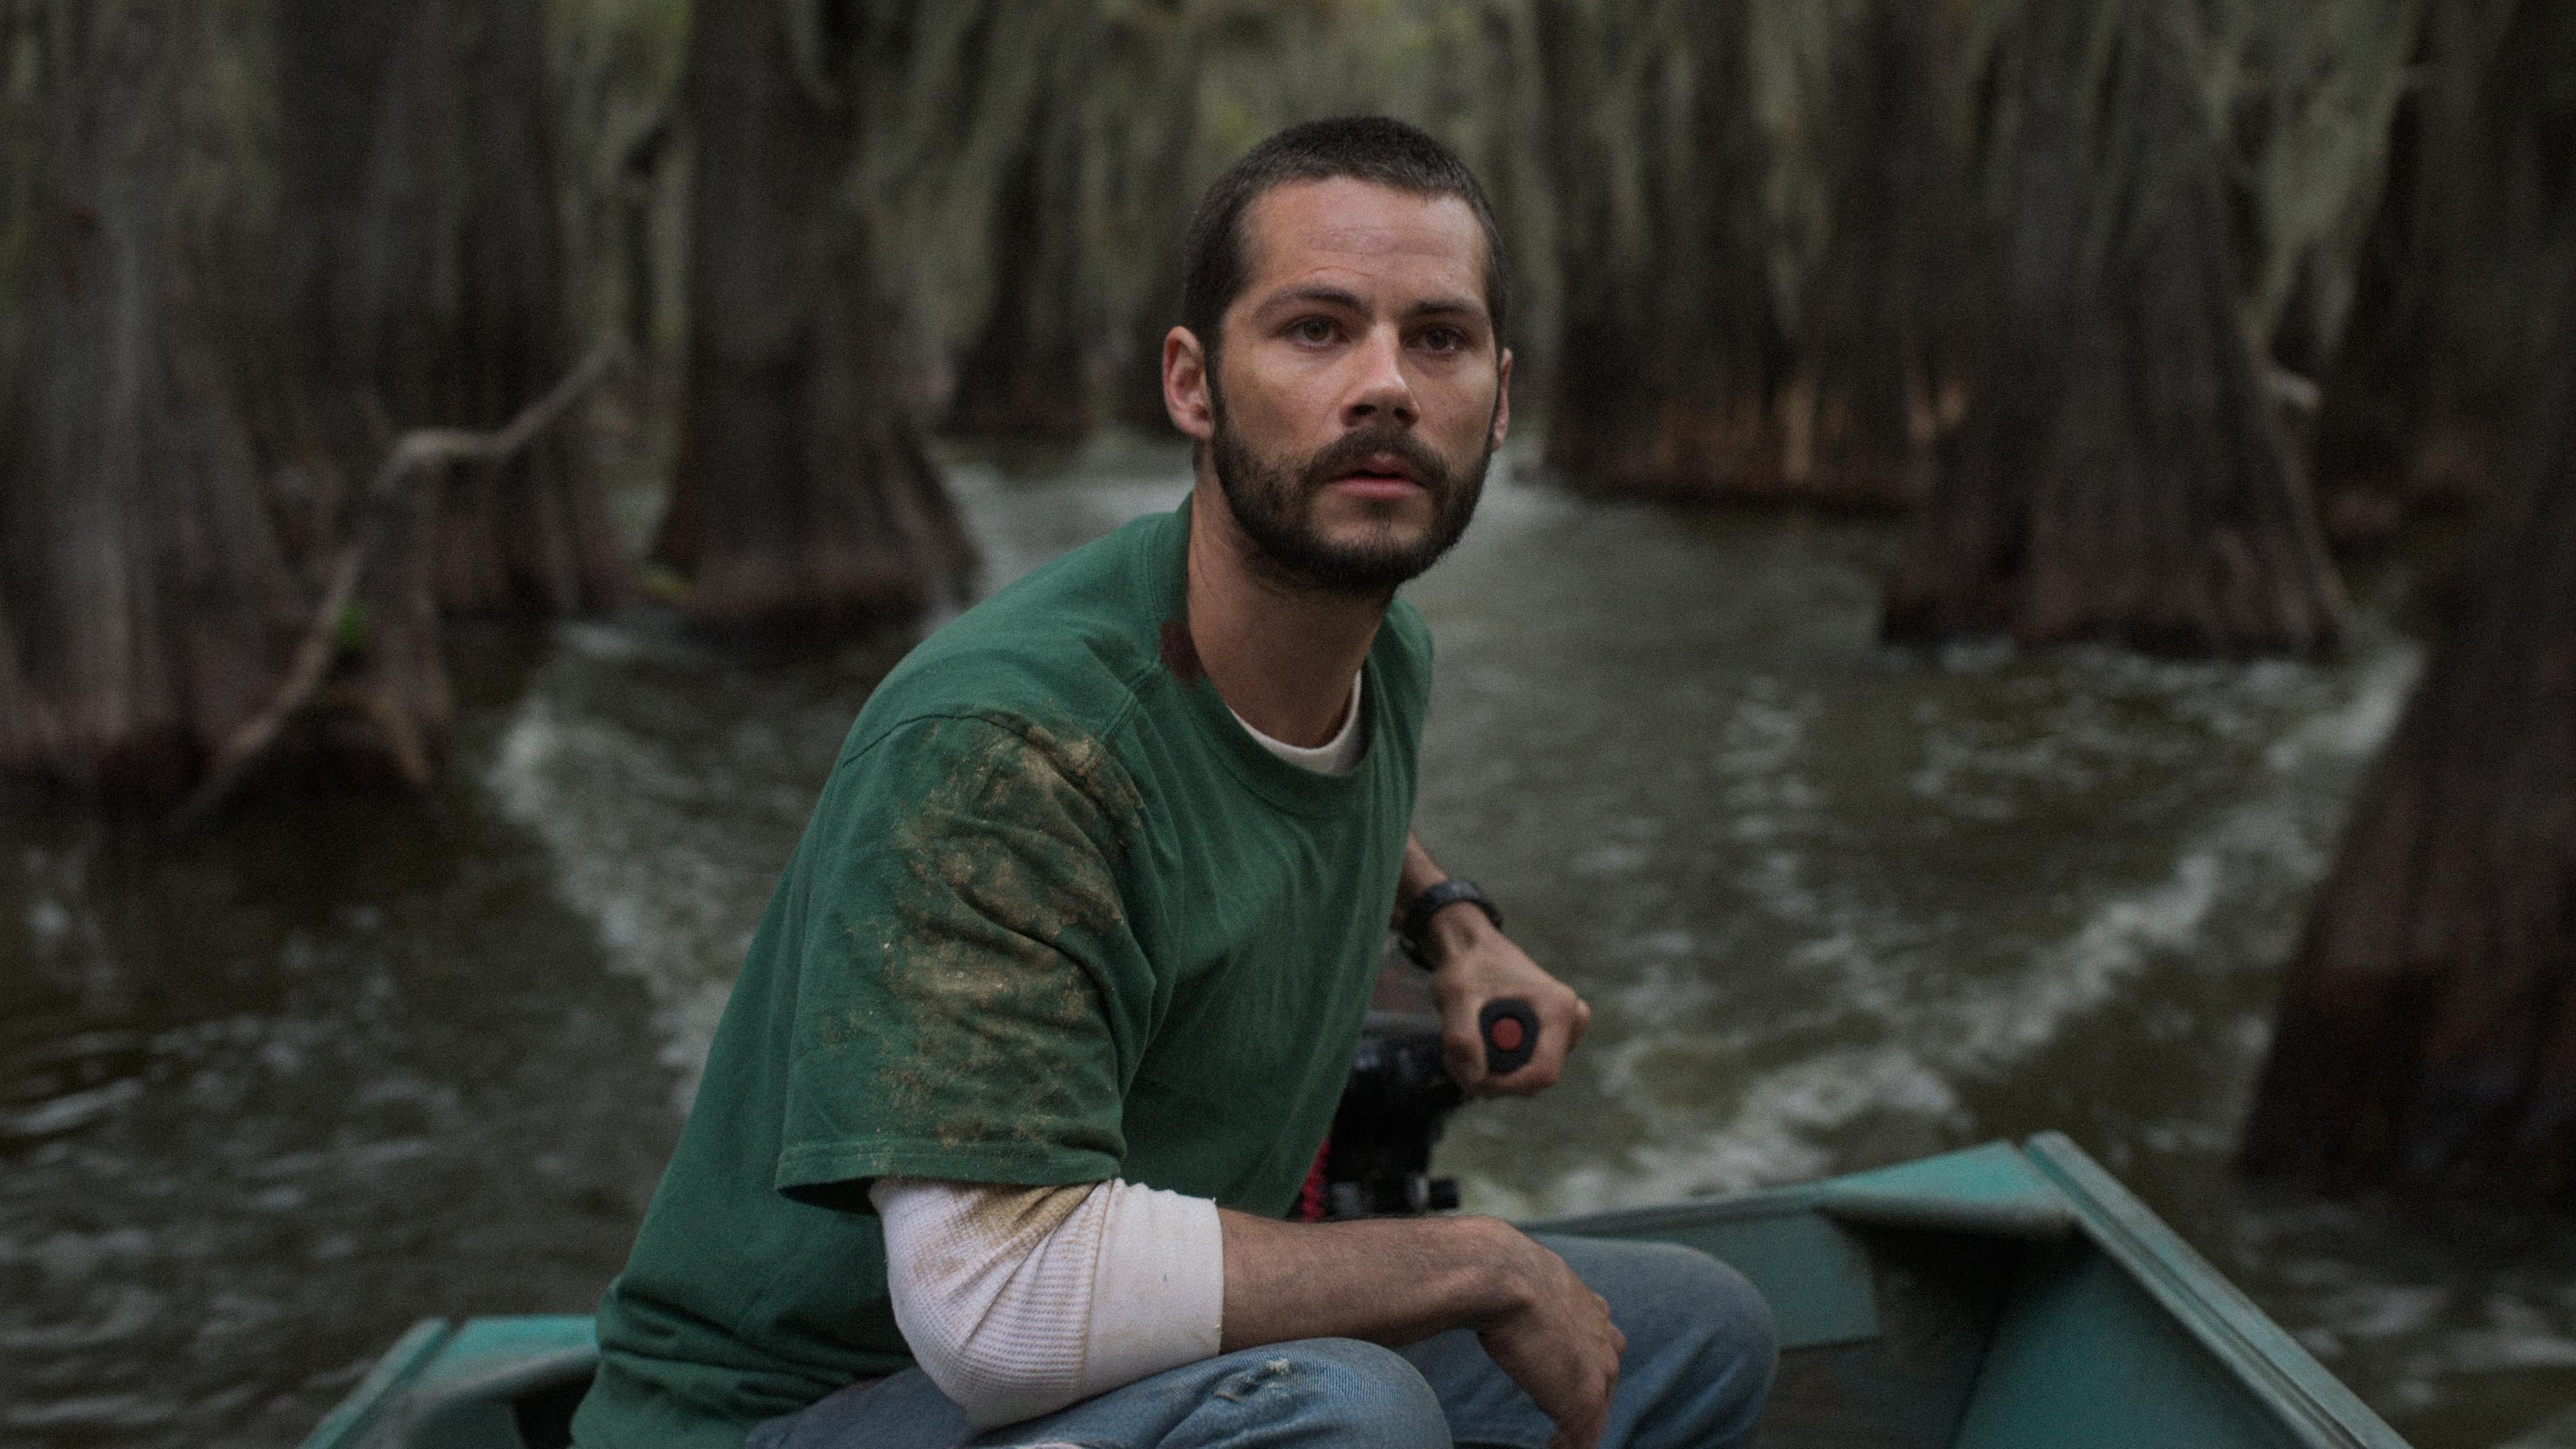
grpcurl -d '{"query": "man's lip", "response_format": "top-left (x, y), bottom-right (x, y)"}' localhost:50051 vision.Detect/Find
top-left (1326, 472), bottom-right (1424, 499)
top-left (1329, 452), bottom-right (1424, 487)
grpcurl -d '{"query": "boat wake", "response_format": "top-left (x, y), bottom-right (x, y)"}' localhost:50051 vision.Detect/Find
top-left (1452, 628), bottom-right (2422, 1220)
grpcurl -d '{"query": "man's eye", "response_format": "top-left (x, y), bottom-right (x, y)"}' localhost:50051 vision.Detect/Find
top-left (1419, 327), bottom-right (1464, 353)
top-left (1291, 317), bottom-right (1336, 344)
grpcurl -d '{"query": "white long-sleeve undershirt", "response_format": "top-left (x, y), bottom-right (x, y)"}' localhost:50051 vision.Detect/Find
top-left (870, 1177), bottom-right (1223, 1427)
top-left (867, 670), bottom-right (1362, 1428)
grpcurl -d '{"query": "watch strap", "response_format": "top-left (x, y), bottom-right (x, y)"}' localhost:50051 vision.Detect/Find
top-left (1399, 877), bottom-right (1502, 969)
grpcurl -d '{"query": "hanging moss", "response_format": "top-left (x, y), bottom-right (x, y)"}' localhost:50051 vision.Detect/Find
top-left (1538, 0), bottom-right (1793, 496)
top-left (547, 0), bottom-right (691, 351)
top-left (2308, 0), bottom-right (2576, 540)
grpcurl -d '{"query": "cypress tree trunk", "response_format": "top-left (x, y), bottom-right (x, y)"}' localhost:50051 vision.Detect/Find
top-left (2244, 269), bottom-right (2576, 1199)
top-left (0, 3), bottom-right (337, 794)
top-left (0, 596), bottom-right (60, 782)
top-left (2309, 0), bottom-right (2576, 541)
top-left (653, 0), bottom-right (975, 632)
top-left (1882, 0), bottom-right (2346, 655)
top-left (1782, 0), bottom-right (1977, 508)
top-left (941, 111), bottom-right (1103, 441)
top-left (274, 0), bottom-right (630, 617)
top-left (1110, 228), bottom-right (1190, 435)
top-left (1106, 95), bottom-right (1200, 436)
top-left (1538, 0), bottom-right (1790, 498)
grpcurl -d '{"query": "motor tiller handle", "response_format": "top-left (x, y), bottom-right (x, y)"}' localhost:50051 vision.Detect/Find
top-left (1480, 998), bottom-right (1539, 1076)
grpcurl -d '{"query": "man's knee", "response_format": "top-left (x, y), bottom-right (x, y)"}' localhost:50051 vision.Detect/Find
top-left (1199, 1338), bottom-right (1450, 1448)
top-left (1677, 1246), bottom-right (1775, 1355)
top-left (1630, 1245), bottom-right (1776, 1444)
top-left (1686, 1253), bottom-right (1776, 1386)
top-left (1559, 1238), bottom-right (1772, 1350)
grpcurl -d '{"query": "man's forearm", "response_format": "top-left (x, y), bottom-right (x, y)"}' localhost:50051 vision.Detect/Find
top-left (1397, 833), bottom-right (1503, 967)
top-left (1397, 832), bottom-right (1449, 918)
top-left (1219, 1205), bottom-right (1627, 1445)
top-left (1217, 1208), bottom-right (1525, 1351)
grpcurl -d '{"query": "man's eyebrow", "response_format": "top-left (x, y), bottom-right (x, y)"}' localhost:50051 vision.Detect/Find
top-left (1254, 286), bottom-right (1488, 326)
top-left (1257, 284), bottom-right (1367, 314)
top-left (1400, 296), bottom-right (1484, 323)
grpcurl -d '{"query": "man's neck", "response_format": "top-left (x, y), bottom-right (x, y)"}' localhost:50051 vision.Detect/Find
top-left (1184, 474), bottom-right (1387, 749)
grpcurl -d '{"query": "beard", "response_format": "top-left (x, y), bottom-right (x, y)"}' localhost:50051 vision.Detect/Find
top-left (1210, 406), bottom-right (1493, 596)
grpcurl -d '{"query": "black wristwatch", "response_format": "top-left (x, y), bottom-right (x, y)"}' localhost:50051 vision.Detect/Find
top-left (1399, 877), bottom-right (1503, 969)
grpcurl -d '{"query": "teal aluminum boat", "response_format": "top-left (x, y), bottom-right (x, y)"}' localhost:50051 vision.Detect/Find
top-left (299, 1133), bottom-right (2411, 1449)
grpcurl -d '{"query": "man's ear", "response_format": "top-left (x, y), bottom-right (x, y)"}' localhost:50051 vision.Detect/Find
top-left (1163, 326), bottom-right (1216, 443)
top-left (1490, 347), bottom-right (1514, 449)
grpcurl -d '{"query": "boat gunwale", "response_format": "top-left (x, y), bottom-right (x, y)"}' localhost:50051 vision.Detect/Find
top-left (1525, 1134), bottom-right (2412, 1449)
top-left (2022, 1132), bottom-right (2408, 1449)
top-left (298, 1319), bottom-right (453, 1449)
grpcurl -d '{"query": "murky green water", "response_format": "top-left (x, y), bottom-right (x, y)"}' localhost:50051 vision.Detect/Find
top-left (5, 435), bottom-right (2573, 1448)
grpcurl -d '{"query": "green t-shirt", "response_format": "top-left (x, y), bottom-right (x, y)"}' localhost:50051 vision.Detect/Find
top-left (571, 502), bottom-right (1432, 1448)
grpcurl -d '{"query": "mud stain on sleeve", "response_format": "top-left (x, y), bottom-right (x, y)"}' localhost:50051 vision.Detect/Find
top-left (881, 1178), bottom-right (1095, 1289)
top-left (863, 717), bottom-right (1148, 1161)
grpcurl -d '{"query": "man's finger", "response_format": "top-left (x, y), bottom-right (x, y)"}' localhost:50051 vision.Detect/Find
top-left (1566, 1393), bottom-right (1609, 1449)
top-left (1443, 1020), bottom-right (1488, 1093)
top-left (1529, 991), bottom-right (1579, 1063)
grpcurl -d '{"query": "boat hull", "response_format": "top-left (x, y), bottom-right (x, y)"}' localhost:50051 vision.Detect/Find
top-left (299, 1134), bottom-right (2410, 1449)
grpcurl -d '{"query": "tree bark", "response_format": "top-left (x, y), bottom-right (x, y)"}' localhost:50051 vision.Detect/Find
top-left (0, 3), bottom-right (311, 795)
top-left (1110, 223), bottom-right (1191, 435)
top-left (1106, 69), bottom-right (1201, 437)
top-left (1882, 1), bottom-right (2347, 655)
top-left (2243, 261), bottom-right (2576, 1199)
top-left (274, 0), bottom-right (631, 617)
top-left (654, 0), bottom-right (975, 632)
top-left (0, 587), bottom-right (64, 785)
top-left (174, 343), bottom-right (620, 833)
top-left (1782, 0), bottom-right (1978, 508)
top-left (1537, 0), bottom-right (1790, 498)
top-left (2308, 0), bottom-right (2576, 543)
top-left (940, 107), bottom-right (1104, 441)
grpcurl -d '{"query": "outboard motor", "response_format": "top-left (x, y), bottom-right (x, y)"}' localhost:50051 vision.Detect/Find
top-left (1303, 998), bottom-right (1538, 1221)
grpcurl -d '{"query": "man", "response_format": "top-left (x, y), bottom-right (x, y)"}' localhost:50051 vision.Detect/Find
top-left (571, 117), bottom-right (1774, 1449)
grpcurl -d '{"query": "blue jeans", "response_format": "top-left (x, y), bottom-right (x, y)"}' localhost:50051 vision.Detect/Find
top-left (743, 1235), bottom-right (1776, 1449)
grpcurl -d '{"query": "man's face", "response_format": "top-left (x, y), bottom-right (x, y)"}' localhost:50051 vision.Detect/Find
top-left (1191, 178), bottom-right (1511, 594)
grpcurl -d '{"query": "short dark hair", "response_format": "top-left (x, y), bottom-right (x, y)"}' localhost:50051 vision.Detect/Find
top-left (1179, 116), bottom-right (1509, 371)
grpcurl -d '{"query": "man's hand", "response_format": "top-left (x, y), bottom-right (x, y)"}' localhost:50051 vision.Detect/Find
top-left (1421, 907), bottom-right (1589, 1096)
top-left (1397, 835), bottom-right (1591, 1096)
top-left (1219, 1211), bottom-right (1624, 1449)
top-left (1474, 1224), bottom-right (1627, 1449)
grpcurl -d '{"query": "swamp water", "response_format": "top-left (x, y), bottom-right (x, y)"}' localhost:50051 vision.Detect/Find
top-left (4, 436), bottom-right (2574, 1448)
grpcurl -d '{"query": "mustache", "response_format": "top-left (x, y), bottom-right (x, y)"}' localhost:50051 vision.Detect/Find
top-left (1296, 425), bottom-right (1452, 493)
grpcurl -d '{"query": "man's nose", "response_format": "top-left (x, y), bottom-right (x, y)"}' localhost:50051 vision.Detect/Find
top-left (1343, 324), bottom-right (1417, 428)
